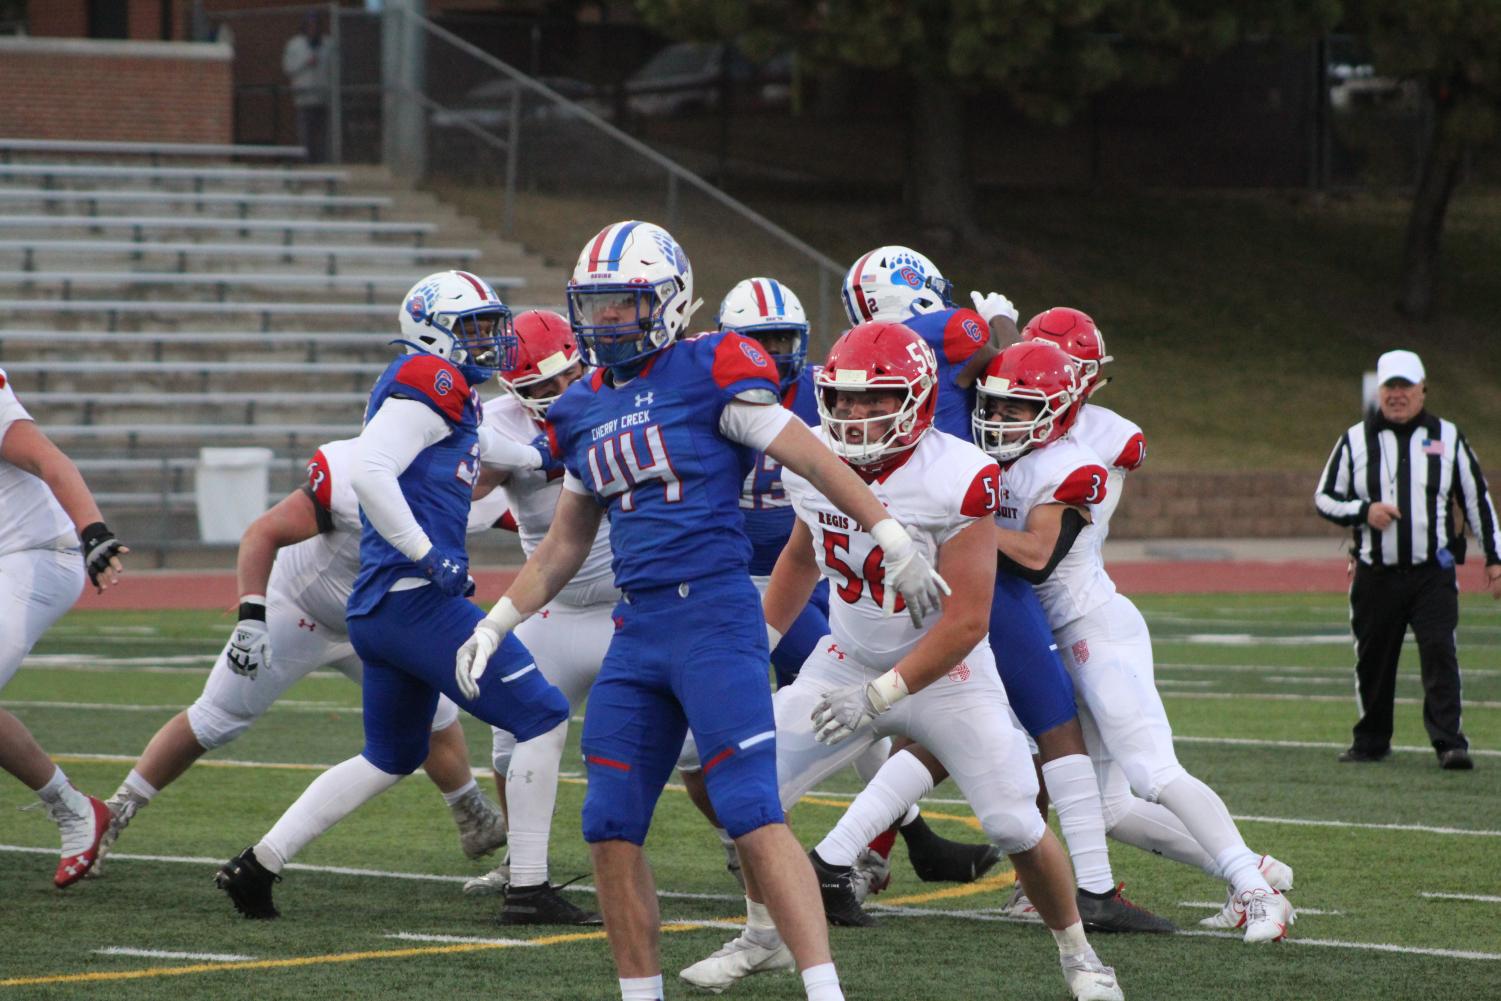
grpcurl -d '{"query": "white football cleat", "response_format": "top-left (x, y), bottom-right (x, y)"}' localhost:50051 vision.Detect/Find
top-left (87, 793), bottom-right (141, 878)
top-left (462, 851), bottom-right (511, 896)
top-left (452, 787), bottom-right (507, 860)
top-left (680, 931), bottom-right (794, 993)
top-left (1200, 855), bottom-right (1295, 928)
top-left (998, 884), bottom-right (1043, 923)
top-left (850, 846), bottom-right (892, 903)
top-left (50, 793), bottom-right (110, 888)
top-left (1241, 889), bottom-right (1295, 943)
top-left (1061, 950), bottom-right (1125, 1001)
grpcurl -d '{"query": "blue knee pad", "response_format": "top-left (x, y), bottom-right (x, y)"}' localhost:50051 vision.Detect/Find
top-left (698, 735), bottom-right (783, 838)
top-left (771, 579), bottom-right (830, 688)
top-left (990, 572), bottom-right (1078, 738)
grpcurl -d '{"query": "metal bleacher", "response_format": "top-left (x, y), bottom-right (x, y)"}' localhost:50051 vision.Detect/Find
top-left (0, 139), bottom-right (565, 562)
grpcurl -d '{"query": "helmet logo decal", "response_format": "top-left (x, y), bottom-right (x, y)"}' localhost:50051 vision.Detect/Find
top-left (406, 295), bottom-right (427, 323)
top-left (894, 266), bottom-right (923, 289)
top-left (433, 368), bottom-right (454, 396)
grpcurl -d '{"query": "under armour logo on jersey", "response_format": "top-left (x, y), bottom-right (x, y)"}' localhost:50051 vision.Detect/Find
top-left (298, 618), bottom-right (316, 632)
top-left (434, 369), bottom-right (454, 396)
top-left (539, 609), bottom-right (550, 618)
top-left (634, 391), bottom-right (654, 407)
top-left (827, 642), bottom-right (845, 661)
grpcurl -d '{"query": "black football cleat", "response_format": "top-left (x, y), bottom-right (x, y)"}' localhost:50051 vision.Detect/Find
top-left (810, 850), bottom-right (876, 927)
top-left (1076, 884), bottom-right (1177, 934)
top-left (216, 846), bottom-right (281, 919)
top-left (899, 814), bottom-right (1003, 884)
top-left (498, 881), bottom-right (602, 926)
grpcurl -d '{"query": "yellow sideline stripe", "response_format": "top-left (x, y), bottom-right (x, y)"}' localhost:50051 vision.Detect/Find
top-left (878, 871), bottom-right (1015, 906)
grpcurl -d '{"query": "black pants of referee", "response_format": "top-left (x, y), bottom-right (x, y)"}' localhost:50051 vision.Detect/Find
top-left (1350, 562), bottom-right (1468, 755)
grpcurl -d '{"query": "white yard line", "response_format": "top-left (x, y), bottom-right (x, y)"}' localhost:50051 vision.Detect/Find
top-left (1420, 892), bottom-right (1501, 904)
top-left (1180, 900), bottom-right (1344, 916)
top-left (2, 699), bottom-right (357, 714)
top-left (384, 933), bottom-right (538, 946)
top-left (1171, 734), bottom-right (1501, 758)
top-left (94, 947), bottom-right (255, 962)
top-left (1159, 662), bottom-right (1501, 678)
top-left (1164, 692), bottom-right (1501, 709)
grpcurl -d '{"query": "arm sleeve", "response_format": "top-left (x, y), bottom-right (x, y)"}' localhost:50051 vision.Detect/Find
top-left (478, 425), bottom-right (544, 472)
top-left (998, 507), bottom-right (1088, 584)
top-left (352, 398), bottom-right (450, 560)
top-left (1314, 433), bottom-right (1368, 526)
top-left (1454, 433), bottom-right (1501, 564)
top-left (719, 400), bottom-right (796, 451)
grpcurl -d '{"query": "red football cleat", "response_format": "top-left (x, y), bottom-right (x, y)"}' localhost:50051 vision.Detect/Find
top-left (54, 794), bottom-right (110, 888)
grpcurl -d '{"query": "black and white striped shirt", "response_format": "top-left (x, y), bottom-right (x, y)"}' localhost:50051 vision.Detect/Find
top-left (1315, 411), bottom-right (1501, 567)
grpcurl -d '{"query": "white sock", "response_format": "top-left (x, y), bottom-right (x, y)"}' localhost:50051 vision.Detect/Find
top-left (256, 754), bottom-right (403, 873)
top-left (815, 750), bottom-right (932, 867)
top-left (442, 778), bottom-right (478, 807)
top-left (619, 974), bottom-right (663, 1000)
top-left (1106, 798), bottom-right (1219, 876)
top-left (744, 896), bottom-right (782, 949)
top-left (1042, 754), bottom-right (1113, 894)
top-left (36, 766), bottom-right (88, 815)
top-left (121, 769), bottom-right (159, 802)
top-left (901, 802), bottom-right (921, 826)
top-left (801, 962), bottom-right (844, 1001)
top-left (1155, 775), bottom-right (1267, 895)
top-left (506, 719), bottom-right (566, 888)
top-left (713, 825), bottom-right (735, 849)
top-left (1051, 920), bottom-right (1090, 956)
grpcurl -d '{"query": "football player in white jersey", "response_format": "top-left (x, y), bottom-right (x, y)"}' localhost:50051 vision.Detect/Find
top-left (459, 310), bottom-right (615, 925)
top-left (1020, 308), bottom-right (1293, 928)
top-left (0, 368), bottom-right (127, 887)
top-left (975, 341), bottom-right (1294, 943)
top-left (681, 322), bottom-right (1124, 1001)
top-left (95, 435), bottom-right (531, 873)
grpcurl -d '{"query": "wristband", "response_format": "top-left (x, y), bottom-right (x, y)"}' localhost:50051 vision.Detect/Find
top-left (482, 595), bottom-right (529, 634)
top-left (870, 518), bottom-right (908, 554)
top-left (866, 668), bottom-right (910, 713)
top-left (238, 595), bottom-right (267, 622)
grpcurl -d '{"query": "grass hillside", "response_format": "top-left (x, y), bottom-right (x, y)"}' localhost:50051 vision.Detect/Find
top-left (434, 180), bottom-right (1501, 473)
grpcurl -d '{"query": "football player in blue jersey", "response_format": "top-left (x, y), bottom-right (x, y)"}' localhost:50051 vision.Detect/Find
top-left (831, 251), bottom-right (1174, 932)
top-left (456, 223), bottom-right (949, 1001)
top-left (214, 271), bottom-right (570, 919)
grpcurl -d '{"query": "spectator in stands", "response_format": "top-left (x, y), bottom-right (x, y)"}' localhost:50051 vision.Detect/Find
top-left (282, 11), bottom-right (333, 163)
top-left (1314, 349), bottom-right (1501, 771)
top-left (0, 367), bottom-right (128, 886)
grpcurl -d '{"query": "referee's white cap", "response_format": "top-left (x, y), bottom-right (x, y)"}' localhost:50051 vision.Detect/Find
top-left (1377, 349), bottom-right (1425, 386)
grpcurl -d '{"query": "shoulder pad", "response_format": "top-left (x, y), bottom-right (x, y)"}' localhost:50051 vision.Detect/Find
top-left (960, 462), bottom-right (1003, 518)
top-left (940, 308), bottom-right (989, 364)
top-left (393, 355), bottom-right (471, 423)
top-left (304, 447), bottom-right (334, 511)
top-left (1054, 464), bottom-right (1109, 507)
top-left (1113, 431), bottom-right (1147, 472)
top-left (712, 331), bottom-right (780, 392)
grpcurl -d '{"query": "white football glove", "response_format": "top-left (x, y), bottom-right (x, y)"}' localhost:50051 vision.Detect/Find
top-left (970, 290), bottom-right (1019, 326)
top-left (455, 597), bottom-right (528, 701)
top-left (225, 620), bottom-right (271, 679)
top-left (871, 519), bottom-right (950, 627)
top-left (811, 670), bottom-right (909, 745)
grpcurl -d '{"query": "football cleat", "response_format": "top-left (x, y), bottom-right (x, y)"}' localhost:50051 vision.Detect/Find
top-left (498, 881), bottom-right (601, 926)
top-left (1076, 884), bottom-right (1177, 934)
top-left (1241, 888), bottom-right (1295, 943)
top-left (462, 853), bottom-right (511, 896)
top-left (680, 930), bottom-right (795, 992)
top-left (89, 792), bottom-right (143, 878)
top-left (216, 846), bottom-right (281, 919)
top-left (998, 885), bottom-right (1043, 923)
top-left (1061, 950), bottom-right (1125, 1001)
top-left (1200, 856), bottom-right (1294, 929)
top-left (51, 794), bottom-right (110, 888)
top-left (451, 786), bottom-right (507, 860)
top-left (899, 814), bottom-right (1003, 884)
top-left (810, 850), bottom-right (875, 927)
top-left (850, 846), bottom-right (892, 903)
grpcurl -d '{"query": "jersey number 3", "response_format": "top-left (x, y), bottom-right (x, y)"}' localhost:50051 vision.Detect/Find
top-left (587, 426), bottom-right (682, 512)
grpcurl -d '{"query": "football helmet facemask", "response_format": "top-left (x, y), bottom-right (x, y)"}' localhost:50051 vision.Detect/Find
top-left (972, 341), bottom-right (1084, 463)
top-left (816, 321), bottom-right (937, 473)
top-left (716, 277), bottom-right (810, 392)
top-left (841, 246), bottom-right (954, 325)
top-left (395, 270), bottom-right (515, 386)
top-left (566, 220), bottom-right (697, 371)
top-left (499, 309), bottom-right (583, 418)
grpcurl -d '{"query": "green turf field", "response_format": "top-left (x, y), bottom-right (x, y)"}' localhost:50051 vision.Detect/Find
top-left (3, 594), bottom-right (1498, 1000)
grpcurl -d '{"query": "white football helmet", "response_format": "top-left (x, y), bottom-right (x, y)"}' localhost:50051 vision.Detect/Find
top-left (395, 270), bottom-right (514, 384)
top-left (566, 220), bottom-right (696, 369)
top-left (841, 246), bottom-right (954, 324)
top-left (716, 277), bottom-right (809, 391)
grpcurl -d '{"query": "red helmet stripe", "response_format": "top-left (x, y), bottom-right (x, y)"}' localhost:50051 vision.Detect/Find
top-left (586, 225), bottom-right (613, 271)
top-left (751, 279), bottom-right (770, 317)
top-left (453, 270), bottom-right (490, 301)
top-left (849, 252), bottom-right (876, 321)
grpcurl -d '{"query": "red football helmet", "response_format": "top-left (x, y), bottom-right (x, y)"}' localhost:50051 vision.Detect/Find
top-left (815, 321), bottom-right (937, 471)
top-left (1021, 307), bottom-right (1111, 395)
top-left (497, 309), bottom-right (583, 417)
top-left (972, 341), bottom-right (1083, 462)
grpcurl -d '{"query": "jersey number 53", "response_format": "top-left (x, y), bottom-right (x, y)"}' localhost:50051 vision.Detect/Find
top-left (587, 426), bottom-right (682, 512)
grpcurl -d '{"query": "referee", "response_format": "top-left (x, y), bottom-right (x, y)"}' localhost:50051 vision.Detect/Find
top-left (1314, 349), bottom-right (1501, 770)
